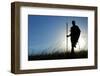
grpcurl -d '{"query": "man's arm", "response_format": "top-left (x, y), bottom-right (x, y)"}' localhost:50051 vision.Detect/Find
top-left (67, 27), bottom-right (72, 37)
top-left (67, 34), bottom-right (71, 37)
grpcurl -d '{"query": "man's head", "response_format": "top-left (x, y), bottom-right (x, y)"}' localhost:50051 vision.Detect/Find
top-left (72, 20), bottom-right (76, 26)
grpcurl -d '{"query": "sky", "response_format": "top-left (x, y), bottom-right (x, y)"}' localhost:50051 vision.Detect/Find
top-left (28, 15), bottom-right (88, 55)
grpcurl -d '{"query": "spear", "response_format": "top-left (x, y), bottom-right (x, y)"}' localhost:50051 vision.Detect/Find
top-left (66, 22), bottom-right (68, 52)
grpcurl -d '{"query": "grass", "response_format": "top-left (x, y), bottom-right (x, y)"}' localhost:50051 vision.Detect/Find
top-left (28, 51), bottom-right (88, 61)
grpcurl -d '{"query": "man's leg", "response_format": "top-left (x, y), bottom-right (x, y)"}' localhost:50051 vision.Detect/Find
top-left (71, 43), bottom-right (75, 54)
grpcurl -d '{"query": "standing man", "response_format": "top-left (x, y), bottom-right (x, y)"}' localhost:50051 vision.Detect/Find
top-left (67, 20), bottom-right (81, 54)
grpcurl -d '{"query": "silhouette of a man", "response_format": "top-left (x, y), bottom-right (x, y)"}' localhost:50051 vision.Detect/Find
top-left (67, 20), bottom-right (81, 54)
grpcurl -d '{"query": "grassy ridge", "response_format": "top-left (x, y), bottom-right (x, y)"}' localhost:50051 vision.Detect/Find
top-left (28, 51), bottom-right (88, 61)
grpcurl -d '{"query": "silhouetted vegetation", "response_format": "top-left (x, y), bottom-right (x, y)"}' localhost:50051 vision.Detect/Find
top-left (28, 51), bottom-right (88, 61)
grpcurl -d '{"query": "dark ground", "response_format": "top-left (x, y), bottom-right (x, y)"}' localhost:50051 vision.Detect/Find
top-left (28, 51), bottom-right (88, 61)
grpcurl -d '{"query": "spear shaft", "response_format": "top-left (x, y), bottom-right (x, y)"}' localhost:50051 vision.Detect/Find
top-left (66, 22), bottom-right (68, 52)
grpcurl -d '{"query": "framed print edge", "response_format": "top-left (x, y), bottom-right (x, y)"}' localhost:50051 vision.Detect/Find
top-left (94, 7), bottom-right (98, 69)
top-left (11, 2), bottom-right (20, 73)
top-left (11, 2), bottom-right (98, 74)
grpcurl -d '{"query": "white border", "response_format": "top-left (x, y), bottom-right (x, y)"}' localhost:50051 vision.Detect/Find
top-left (20, 6), bottom-right (95, 70)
